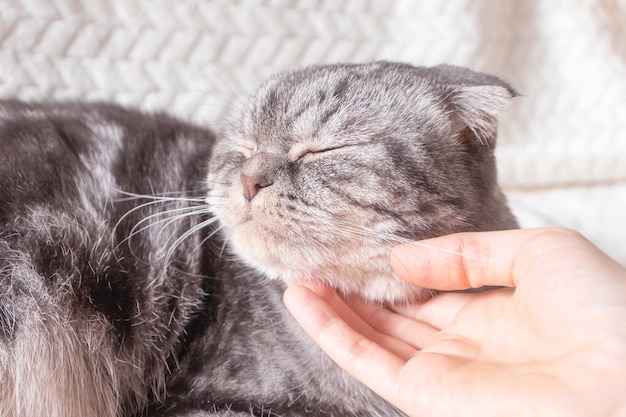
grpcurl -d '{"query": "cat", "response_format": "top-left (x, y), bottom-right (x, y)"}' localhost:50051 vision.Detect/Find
top-left (0, 61), bottom-right (518, 417)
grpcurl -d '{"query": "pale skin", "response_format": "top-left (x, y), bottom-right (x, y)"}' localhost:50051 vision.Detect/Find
top-left (283, 227), bottom-right (626, 417)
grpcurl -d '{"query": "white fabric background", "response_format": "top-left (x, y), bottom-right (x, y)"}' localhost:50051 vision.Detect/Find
top-left (2, 0), bottom-right (625, 264)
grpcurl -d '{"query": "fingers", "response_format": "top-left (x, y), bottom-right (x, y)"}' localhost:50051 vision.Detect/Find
top-left (284, 283), bottom-right (421, 361)
top-left (283, 285), bottom-right (406, 405)
top-left (343, 294), bottom-right (439, 350)
top-left (390, 227), bottom-right (586, 291)
top-left (392, 291), bottom-right (477, 330)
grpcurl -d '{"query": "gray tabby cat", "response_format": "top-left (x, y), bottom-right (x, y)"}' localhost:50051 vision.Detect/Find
top-left (0, 62), bottom-right (517, 417)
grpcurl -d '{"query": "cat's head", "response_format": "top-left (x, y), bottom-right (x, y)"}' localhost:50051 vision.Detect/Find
top-left (207, 62), bottom-right (517, 303)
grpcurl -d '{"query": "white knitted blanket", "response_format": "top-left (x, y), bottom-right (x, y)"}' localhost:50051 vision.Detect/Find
top-left (2, 0), bottom-right (625, 264)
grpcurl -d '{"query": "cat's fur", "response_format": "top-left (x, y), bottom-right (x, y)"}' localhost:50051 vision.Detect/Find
top-left (0, 62), bottom-right (517, 417)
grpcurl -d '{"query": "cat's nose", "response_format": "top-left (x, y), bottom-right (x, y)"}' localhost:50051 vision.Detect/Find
top-left (241, 174), bottom-right (272, 201)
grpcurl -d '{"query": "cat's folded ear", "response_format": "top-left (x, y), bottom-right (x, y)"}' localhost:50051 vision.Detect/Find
top-left (432, 65), bottom-right (518, 147)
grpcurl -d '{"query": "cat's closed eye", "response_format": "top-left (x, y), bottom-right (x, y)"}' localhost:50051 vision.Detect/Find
top-left (235, 144), bottom-right (257, 159)
top-left (291, 144), bottom-right (353, 164)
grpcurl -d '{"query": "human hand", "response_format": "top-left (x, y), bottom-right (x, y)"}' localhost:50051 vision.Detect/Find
top-left (283, 228), bottom-right (626, 417)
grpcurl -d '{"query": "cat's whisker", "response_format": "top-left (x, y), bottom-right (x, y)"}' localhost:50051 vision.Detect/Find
top-left (163, 216), bottom-right (221, 266)
top-left (119, 195), bottom-right (230, 265)
top-left (333, 223), bottom-right (406, 246)
top-left (132, 204), bottom-right (206, 231)
top-left (114, 189), bottom-right (207, 203)
top-left (170, 223), bottom-right (225, 269)
top-left (115, 205), bottom-right (208, 254)
top-left (110, 188), bottom-right (213, 268)
top-left (216, 236), bottom-right (230, 260)
top-left (199, 222), bottom-right (224, 247)
top-left (112, 198), bottom-right (199, 243)
top-left (151, 207), bottom-right (212, 243)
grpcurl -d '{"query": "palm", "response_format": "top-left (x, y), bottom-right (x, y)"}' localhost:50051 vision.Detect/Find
top-left (389, 290), bottom-right (590, 416)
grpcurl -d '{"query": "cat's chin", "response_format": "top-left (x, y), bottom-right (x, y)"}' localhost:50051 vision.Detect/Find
top-left (227, 222), bottom-right (431, 304)
top-left (354, 275), bottom-right (433, 304)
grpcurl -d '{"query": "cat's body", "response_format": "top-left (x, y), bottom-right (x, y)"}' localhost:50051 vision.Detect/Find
top-left (0, 62), bottom-right (517, 416)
